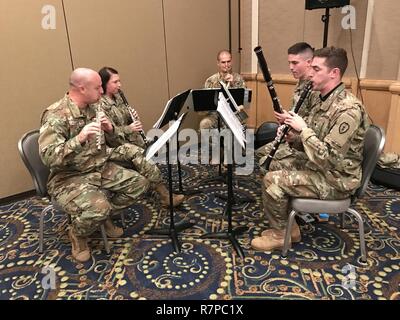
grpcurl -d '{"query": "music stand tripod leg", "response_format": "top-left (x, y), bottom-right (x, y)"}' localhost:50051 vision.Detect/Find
top-left (145, 142), bottom-right (194, 253)
top-left (174, 117), bottom-right (202, 196)
top-left (200, 163), bottom-right (247, 259)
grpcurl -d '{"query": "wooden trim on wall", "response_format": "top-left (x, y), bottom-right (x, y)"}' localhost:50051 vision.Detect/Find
top-left (360, 79), bottom-right (394, 91)
top-left (386, 82), bottom-right (400, 153)
top-left (389, 82), bottom-right (400, 94)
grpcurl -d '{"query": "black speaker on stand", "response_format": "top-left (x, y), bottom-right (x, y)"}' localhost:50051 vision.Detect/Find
top-left (305, 0), bottom-right (350, 47)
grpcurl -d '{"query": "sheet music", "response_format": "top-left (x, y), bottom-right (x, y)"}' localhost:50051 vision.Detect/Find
top-left (153, 95), bottom-right (174, 129)
top-left (146, 113), bottom-right (186, 160)
top-left (219, 80), bottom-right (240, 113)
top-left (217, 93), bottom-right (246, 150)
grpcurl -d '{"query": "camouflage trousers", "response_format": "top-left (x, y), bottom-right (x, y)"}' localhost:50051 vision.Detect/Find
top-left (262, 170), bottom-right (348, 230)
top-left (256, 141), bottom-right (308, 175)
top-left (199, 112), bottom-right (220, 130)
top-left (52, 143), bottom-right (162, 237)
top-left (377, 152), bottom-right (400, 169)
top-left (108, 143), bottom-right (162, 187)
top-left (257, 142), bottom-right (348, 229)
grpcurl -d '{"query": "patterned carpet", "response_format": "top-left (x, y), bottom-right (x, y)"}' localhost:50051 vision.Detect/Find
top-left (0, 163), bottom-right (399, 300)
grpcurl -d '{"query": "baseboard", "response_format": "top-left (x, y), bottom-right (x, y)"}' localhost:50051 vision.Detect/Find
top-left (0, 190), bottom-right (36, 205)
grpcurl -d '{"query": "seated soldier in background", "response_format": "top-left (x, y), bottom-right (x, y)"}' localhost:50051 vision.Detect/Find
top-left (256, 42), bottom-right (314, 161)
top-left (199, 50), bottom-right (246, 130)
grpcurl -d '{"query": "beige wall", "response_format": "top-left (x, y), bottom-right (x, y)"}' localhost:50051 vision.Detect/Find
top-left (240, 0), bottom-right (253, 74)
top-left (367, 0), bottom-right (400, 79)
top-left (241, 0), bottom-right (400, 80)
top-left (0, 0), bottom-right (72, 198)
top-left (0, 0), bottom-right (233, 198)
top-left (62, 0), bottom-right (169, 131)
top-left (253, 0), bottom-right (367, 76)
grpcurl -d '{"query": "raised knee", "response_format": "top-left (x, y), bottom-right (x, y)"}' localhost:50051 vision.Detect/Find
top-left (263, 171), bottom-right (275, 186)
top-left (199, 118), bottom-right (212, 130)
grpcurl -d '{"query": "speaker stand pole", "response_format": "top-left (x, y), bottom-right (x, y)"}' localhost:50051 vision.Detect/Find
top-left (322, 7), bottom-right (330, 47)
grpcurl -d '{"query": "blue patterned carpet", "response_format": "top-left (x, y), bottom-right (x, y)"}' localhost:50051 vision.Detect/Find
top-left (0, 163), bottom-right (399, 300)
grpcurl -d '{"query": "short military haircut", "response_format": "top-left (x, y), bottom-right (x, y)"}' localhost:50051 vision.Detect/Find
top-left (98, 66), bottom-right (119, 93)
top-left (313, 46), bottom-right (348, 76)
top-left (287, 42), bottom-right (314, 56)
top-left (217, 50), bottom-right (231, 61)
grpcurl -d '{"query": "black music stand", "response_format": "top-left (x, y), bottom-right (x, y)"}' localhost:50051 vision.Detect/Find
top-left (145, 112), bottom-right (194, 253)
top-left (153, 90), bottom-right (200, 196)
top-left (195, 92), bottom-right (248, 259)
top-left (191, 87), bottom-right (254, 206)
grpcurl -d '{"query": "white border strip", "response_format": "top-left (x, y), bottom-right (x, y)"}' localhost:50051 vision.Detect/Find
top-left (360, 0), bottom-right (375, 79)
top-left (251, 0), bottom-right (259, 74)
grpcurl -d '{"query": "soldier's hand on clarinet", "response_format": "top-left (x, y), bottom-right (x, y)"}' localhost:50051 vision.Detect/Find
top-left (284, 111), bottom-right (307, 133)
top-left (97, 112), bottom-right (113, 133)
top-left (128, 120), bottom-right (143, 132)
top-left (274, 110), bottom-right (290, 124)
top-left (276, 124), bottom-right (296, 143)
top-left (78, 122), bottom-right (101, 144)
top-left (130, 109), bottom-right (140, 121)
top-left (224, 73), bottom-right (233, 85)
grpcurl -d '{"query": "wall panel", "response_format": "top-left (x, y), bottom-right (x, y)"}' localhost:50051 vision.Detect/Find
top-left (63, 0), bottom-right (169, 132)
top-left (163, 0), bottom-right (231, 129)
top-left (0, 0), bottom-right (72, 198)
top-left (367, 0), bottom-right (400, 80)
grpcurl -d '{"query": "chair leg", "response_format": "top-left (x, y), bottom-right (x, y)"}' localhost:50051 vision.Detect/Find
top-left (282, 210), bottom-right (297, 258)
top-left (100, 224), bottom-right (110, 254)
top-left (347, 208), bottom-right (367, 263)
top-left (340, 213), bottom-right (345, 229)
top-left (39, 205), bottom-right (53, 253)
top-left (120, 211), bottom-right (126, 229)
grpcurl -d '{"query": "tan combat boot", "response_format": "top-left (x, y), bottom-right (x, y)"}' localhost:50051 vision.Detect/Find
top-left (251, 228), bottom-right (291, 252)
top-left (261, 221), bottom-right (301, 243)
top-left (155, 184), bottom-right (185, 207)
top-left (68, 228), bottom-right (91, 263)
top-left (104, 218), bottom-right (123, 238)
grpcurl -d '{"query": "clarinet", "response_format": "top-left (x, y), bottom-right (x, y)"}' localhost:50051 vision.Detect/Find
top-left (95, 104), bottom-right (102, 151)
top-left (261, 81), bottom-right (313, 170)
top-left (254, 46), bottom-right (284, 113)
top-left (118, 89), bottom-right (149, 147)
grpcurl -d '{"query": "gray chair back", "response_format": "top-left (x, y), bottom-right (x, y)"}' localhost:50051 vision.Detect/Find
top-left (354, 125), bottom-right (385, 199)
top-left (18, 130), bottom-right (50, 198)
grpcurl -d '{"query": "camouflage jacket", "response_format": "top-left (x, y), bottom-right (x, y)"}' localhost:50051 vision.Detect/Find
top-left (99, 94), bottom-right (145, 148)
top-left (377, 152), bottom-right (400, 169)
top-left (204, 72), bottom-right (246, 89)
top-left (39, 94), bottom-right (118, 192)
top-left (201, 72), bottom-right (246, 117)
top-left (299, 83), bottom-right (370, 194)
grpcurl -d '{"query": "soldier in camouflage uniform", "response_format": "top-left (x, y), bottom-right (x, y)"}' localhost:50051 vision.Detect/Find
top-left (199, 50), bottom-right (246, 164)
top-left (199, 50), bottom-right (246, 131)
top-left (98, 67), bottom-right (184, 207)
top-left (256, 42), bottom-right (314, 162)
top-left (377, 152), bottom-right (400, 169)
top-left (98, 67), bottom-right (146, 148)
top-left (39, 68), bottom-right (177, 263)
top-left (251, 47), bottom-right (370, 251)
